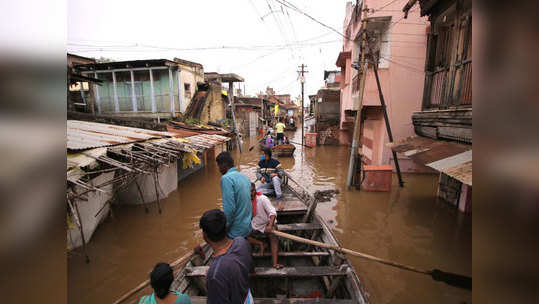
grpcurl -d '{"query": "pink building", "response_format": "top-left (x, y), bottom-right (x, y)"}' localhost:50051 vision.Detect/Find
top-left (336, 0), bottom-right (430, 172)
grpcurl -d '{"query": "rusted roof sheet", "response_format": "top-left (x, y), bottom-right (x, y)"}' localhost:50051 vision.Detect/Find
top-left (67, 120), bottom-right (175, 151)
top-left (388, 136), bottom-right (472, 185)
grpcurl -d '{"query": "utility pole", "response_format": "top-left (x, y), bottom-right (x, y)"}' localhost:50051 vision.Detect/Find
top-left (373, 56), bottom-right (404, 187)
top-left (228, 81), bottom-right (242, 153)
top-left (298, 64), bottom-right (308, 146)
top-left (346, 6), bottom-right (369, 189)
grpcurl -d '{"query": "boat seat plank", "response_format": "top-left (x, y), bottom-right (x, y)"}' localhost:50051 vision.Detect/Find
top-left (276, 223), bottom-right (321, 231)
top-left (253, 251), bottom-right (330, 258)
top-left (190, 296), bottom-right (355, 303)
top-left (185, 266), bottom-right (348, 278)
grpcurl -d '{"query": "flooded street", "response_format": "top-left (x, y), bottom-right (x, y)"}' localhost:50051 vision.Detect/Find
top-left (68, 130), bottom-right (471, 304)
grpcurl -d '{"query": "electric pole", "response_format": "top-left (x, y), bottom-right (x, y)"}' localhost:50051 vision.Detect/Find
top-left (346, 6), bottom-right (369, 189)
top-left (298, 64), bottom-right (308, 146)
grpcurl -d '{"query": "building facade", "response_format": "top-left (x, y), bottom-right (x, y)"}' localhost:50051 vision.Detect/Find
top-left (336, 0), bottom-right (429, 172)
top-left (173, 58), bottom-right (205, 113)
top-left (72, 58), bottom-right (203, 120)
top-left (392, 0), bottom-right (472, 212)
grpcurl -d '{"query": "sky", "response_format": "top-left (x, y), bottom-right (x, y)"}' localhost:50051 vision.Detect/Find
top-left (67, 0), bottom-right (349, 102)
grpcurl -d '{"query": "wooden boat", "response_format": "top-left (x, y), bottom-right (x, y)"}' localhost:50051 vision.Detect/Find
top-left (272, 143), bottom-right (296, 157)
top-left (259, 140), bottom-right (296, 157)
top-left (168, 171), bottom-right (369, 303)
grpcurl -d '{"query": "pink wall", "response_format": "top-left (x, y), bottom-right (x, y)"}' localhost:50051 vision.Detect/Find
top-left (338, 0), bottom-right (429, 172)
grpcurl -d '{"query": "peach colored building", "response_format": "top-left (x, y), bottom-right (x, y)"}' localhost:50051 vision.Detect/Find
top-left (336, 0), bottom-right (430, 172)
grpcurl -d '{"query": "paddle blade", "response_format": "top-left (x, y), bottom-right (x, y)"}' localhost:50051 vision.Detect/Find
top-left (430, 269), bottom-right (472, 290)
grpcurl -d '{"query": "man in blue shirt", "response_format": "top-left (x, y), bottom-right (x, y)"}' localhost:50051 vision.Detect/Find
top-left (216, 151), bottom-right (252, 238)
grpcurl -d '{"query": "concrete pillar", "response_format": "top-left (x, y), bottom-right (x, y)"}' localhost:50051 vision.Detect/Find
top-left (169, 68), bottom-right (175, 116)
top-left (112, 71), bottom-right (119, 112)
top-left (177, 69), bottom-right (182, 113)
top-left (130, 70), bottom-right (137, 112)
top-left (93, 73), bottom-right (101, 113)
top-left (149, 69), bottom-right (156, 113)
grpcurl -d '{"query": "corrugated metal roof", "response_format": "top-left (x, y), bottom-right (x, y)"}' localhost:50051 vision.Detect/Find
top-left (388, 136), bottom-right (472, 185)
top-left (67, 120), bottom-right (176, 151)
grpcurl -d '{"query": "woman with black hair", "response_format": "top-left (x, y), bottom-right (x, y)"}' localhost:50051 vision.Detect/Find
top-left (138, 263), bottom-right (191, 304)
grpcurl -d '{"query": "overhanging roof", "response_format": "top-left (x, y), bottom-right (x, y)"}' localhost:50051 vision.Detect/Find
top-left (67, 120), bottom-right (175, 151)
top-left (74, 59), bottom-right (177, 71)
top-left (204, 72), bottom-right (244, 82)
top-left (336, 51), bottom-right (351, 68)
top-left (388, 136), bottom-right (472, 185)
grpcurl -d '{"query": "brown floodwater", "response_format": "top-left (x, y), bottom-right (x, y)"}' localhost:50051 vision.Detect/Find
top-left (68, 130), bottom-right (471, 304)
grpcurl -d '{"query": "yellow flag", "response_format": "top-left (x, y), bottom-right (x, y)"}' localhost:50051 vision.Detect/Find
top-left (274, 103), bottom-right (279, 116)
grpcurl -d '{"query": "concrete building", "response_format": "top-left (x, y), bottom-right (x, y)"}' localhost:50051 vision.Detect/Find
top-left (336, 0), bottom-right (429, 172)
top-left (67, 53), bottom-right (100, 114)
top-left (173, 58), bottom-right (205, 113)
top-left (72, 58), bottom-right (202, 119)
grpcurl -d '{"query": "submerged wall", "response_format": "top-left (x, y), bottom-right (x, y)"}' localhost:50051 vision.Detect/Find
top-left (67, 171), bottom-right (115, 250)
top-left (117, 162), bottom-right (178, 205)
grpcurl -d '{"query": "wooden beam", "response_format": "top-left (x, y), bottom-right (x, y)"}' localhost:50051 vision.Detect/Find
top-left (189, 297), bottom-right (355, 304)
top-left (185, 266), bottom-right (348, 278)
top-left (80, 66), bottom-right (169, 74)
top-left (252, 251), bottom-right (330, 258)
top-left (276, 223), bottom-right (322, 231)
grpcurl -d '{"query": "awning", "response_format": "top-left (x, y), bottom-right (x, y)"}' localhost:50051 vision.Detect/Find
top-left (388, 136), bottom-right (472, 185)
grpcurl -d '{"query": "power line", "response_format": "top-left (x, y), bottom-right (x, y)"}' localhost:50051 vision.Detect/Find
top-left (67, 39), bottom-right (341, 53)
top-left (271, 0), bottom-right (350, 40)
top-left (372, 0), bottom-right (402, 12)
top-left (380, 56), bottom-right (424, 73)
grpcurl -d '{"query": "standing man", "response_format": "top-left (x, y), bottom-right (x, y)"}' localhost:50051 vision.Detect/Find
top-left (289, 116), bottom-right (294, 128)
top-left (216, 151), bottom-right (252, 238)
top-left (256, 148), bottom-right (283, 201)
top-left (200, 209), bottom-right (253, 304)
top-left (274, 118), bottom-right (286, 145)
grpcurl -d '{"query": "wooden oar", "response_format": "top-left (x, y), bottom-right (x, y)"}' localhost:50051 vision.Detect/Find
top-left (272, 230), bottom-right (472, 290)
top-left (248, 134), bottom-right (265, 151)
top-left (288, 140), bottom-right (312, 149)
top-left (112, 244), bottom-right (206, 304)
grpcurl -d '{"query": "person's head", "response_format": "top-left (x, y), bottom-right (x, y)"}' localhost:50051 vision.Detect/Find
top-left (199, 209), bottom-right (227, 244)
top-left (263, 147), bottom-right (272, 160)
top-left (215, 151), bottom-right (234, 175)
top-left (251, 182), bottom-right (256, 199)
top-left (150, 263), bottom-right (174, 299)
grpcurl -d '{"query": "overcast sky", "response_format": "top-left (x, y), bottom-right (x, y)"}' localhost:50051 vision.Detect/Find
top-left (68, 0), bottom-right (349, 101)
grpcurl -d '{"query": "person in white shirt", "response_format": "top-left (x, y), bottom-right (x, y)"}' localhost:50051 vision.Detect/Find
top-left (247, 182), bottom-right (284, 269)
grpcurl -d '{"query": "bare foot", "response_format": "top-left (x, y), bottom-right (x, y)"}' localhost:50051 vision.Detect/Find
top-left (273, 263), bottom-right (284, 269)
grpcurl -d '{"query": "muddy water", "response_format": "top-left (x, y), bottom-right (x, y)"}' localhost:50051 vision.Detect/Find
top-left (68, 130), bottom-right (471, 304)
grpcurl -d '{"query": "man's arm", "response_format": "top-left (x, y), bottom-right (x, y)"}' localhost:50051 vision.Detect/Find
top-left (220, 177), bottom-right (235, 228)
top-left (263, 196), bottom-right (277, 232)
top-left (265, 215), bottom-right (277, 233)
top-left (270, 163), bottom-right (283, 178)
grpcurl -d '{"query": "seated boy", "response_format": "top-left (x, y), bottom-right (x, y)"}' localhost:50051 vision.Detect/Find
top-left (247, 182), bottom-right (284, 269)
